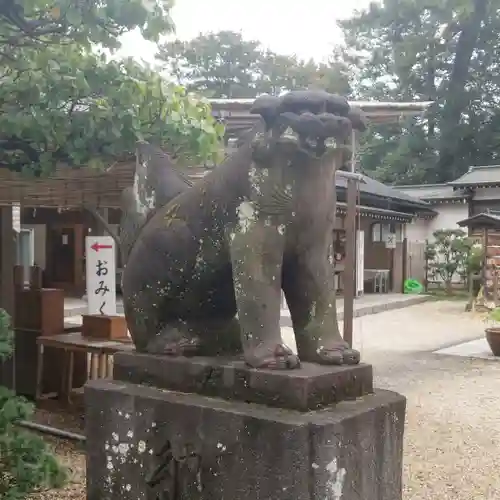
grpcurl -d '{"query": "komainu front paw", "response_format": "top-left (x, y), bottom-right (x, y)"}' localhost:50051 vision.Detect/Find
top-left (297, 335), bottom-right (361, 366)
top-left (314, 345), bottom-right (361, 366)
top-left (244, 343), bottom-right (301, 370)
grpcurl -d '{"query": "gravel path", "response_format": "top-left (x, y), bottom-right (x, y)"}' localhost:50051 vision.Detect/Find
top-left (29, 300), bottom-right (500, 500)
top-left (355, 301), bottom-right (500, 500)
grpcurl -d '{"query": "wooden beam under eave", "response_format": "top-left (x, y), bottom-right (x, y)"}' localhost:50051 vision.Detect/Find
top-left (342, 129), bottom-right (360, 348)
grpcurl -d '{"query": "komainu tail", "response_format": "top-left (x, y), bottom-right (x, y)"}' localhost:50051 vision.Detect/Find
top-left (119, 141), bottom-right (195, 262)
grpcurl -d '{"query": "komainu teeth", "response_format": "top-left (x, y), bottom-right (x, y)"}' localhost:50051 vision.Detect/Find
top-left (282, 127), bottom-right (296, 140)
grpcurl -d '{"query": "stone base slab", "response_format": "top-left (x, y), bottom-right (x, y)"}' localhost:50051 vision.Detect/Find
top-left (113, 352), bottom-right (373, 412)
top-left (85, 380), bottom-right (405, 500)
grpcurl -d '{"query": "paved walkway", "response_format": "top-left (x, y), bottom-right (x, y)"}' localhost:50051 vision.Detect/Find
top-left (65, 292), bottom-right (427, 322)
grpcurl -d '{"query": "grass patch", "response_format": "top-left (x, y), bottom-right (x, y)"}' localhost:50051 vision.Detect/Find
top-left (426, 289), bottom-right (470, 301)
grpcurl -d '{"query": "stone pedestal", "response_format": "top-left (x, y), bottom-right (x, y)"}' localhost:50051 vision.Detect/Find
top-left (85, 354), bottom-right (406, 500)
top-left (113, 352), bottom-right (374, 412)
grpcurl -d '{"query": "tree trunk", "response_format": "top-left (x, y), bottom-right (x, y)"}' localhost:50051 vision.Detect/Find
top-left (436, 0), bottom-right (488, 182)
top-left (426, 42), bottom-right (437, 139)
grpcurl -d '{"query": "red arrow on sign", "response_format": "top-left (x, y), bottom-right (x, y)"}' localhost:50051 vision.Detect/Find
top-left (91, 242), bottom-right (113, 252)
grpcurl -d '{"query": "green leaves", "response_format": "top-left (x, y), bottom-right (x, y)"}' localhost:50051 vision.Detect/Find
top-left (0, 310), bottom-right (13, 361)
top-left (489, 307), bottom-right (500, 323)
top-left (0, 1), bottom-right (192, 176)
top-left (0, 308), bottom-right (68, 498)
top-left (425, 229), bottom-right (475, 289)
top-left (0, 44), bottom-right (224, 174)
top-left (0, 0), bottom-right (175, 56)
top-left (339, 0), bottom-right (499, 184)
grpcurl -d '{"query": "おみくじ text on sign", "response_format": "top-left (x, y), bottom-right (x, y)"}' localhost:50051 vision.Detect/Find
top-left (85, 236), bottom-right (117, 316)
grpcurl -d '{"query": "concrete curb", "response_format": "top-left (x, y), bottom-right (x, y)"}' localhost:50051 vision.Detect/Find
top-left (66, 296), bottom-right (430, 321)
top-left (337, 295), bottom-right (430, 321)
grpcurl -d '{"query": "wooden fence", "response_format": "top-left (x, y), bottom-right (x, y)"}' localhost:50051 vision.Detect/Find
top-left (406, 241), bottom-right (427, 285)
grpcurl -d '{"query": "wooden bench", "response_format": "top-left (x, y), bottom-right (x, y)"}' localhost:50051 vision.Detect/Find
top-left (36, 332), bottom-right (134, 404)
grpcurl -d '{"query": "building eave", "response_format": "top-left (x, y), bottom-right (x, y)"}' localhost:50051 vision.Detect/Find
top-left (450, 182), bottom-right (500, 189)
top-left (421, 197), bottom-right (469, 203)
top-left (336, 202), bottom-right (414, 222)
top-left (457, 212), bottom-right (500, 229)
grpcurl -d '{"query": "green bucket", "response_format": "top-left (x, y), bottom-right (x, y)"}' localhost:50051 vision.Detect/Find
top-left (404, 278), bottom-right (424, 294)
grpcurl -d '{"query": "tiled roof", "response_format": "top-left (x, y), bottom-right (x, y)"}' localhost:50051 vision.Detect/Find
top-left (397, 184), bottom-right (468, 201)
top-left (336, 171), bottom-right (430, 209)
top-left (457, 211), bottom-right (500, 229)
top-left (448, 165), bottom-right (500, 187)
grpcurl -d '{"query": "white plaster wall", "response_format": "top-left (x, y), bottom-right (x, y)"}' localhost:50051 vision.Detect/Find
top-left (407, 203), bottom-right (468, 243)
top-left (474, 187), bottom-right (500, 200)
top-left (428, 203), bottom-right (468, 236)
top-left (406, 218), bottom-right (429, 243)
top-left (21, 224), bottom-right (46, 269)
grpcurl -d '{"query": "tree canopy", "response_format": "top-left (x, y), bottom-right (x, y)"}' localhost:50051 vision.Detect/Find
top-left (3, 0), bottom-right (499, 183)
top-left (0, 1), bottom-right (224, 175)
top-left (339, 0), bottom-right (499, 185)
top-left (157, 30), bottom-right (351, 98)
top-left (0, 0), bottom-right (174, 56)
top-left (155, 1), bottom-right (500, 186)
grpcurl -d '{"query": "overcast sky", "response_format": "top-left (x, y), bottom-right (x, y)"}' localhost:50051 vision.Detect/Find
top-left (117, 0), bottom-right (373, 64)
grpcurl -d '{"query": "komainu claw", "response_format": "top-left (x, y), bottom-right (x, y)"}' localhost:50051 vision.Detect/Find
top-left (245, 343), bottom-right (301, 370)
top-left (299, 345), bottom-right (361, 366)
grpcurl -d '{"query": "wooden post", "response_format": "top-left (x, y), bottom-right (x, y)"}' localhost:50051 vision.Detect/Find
top-left (388, 245), bottom-right (395, 292)
top-left (13, 265), bottom-right (24, 290)
top-left (0, 206), bottom-right (15, 389)
top-left (424, 238), bottom-right (429, 292)
top-left (343, 177), bottom-right (357, 348)
top-left (342, 129), bottom-right (360, 348)
top-left (465, 271), bottom-right (474, 312)
top-left (494, 268), bottom-right (498, 305)
top-left (483, 228), bottom-right (489, 300)
top-left (402, 237), bottom-right (408, 293)
top-left (30, 265), bottom-right (43, 289)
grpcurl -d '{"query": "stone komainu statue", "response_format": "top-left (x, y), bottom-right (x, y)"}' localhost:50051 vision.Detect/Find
top-left (120, 90), bottom-right (367, 370)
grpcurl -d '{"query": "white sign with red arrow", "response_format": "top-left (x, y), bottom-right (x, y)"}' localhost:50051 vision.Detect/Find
top-left (85, 236), bottom-right (117, 316)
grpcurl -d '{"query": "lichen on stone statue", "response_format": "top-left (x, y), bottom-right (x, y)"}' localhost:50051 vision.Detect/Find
top-left (120, 90), bottom-right (367, 370)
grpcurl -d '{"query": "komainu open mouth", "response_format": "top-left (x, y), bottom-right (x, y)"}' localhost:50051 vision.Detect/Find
top-left (250, 90), bottom-right (367, 158)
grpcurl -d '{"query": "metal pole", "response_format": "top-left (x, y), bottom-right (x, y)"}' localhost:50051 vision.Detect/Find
top-left (18, 420), bottom-right (85, 442)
